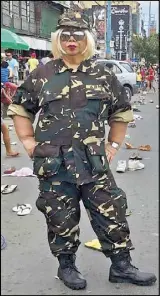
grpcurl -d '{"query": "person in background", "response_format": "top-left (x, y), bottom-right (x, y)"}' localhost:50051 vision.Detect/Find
top-left (1, 84), bottom-right (19, 157)
top-left (38, 56), bottom-right (43, 66)
top-left (12, 55), bottom-right (19, 85)
top-left (136, 69), bottom-right (142, 92)
top-left (6, 51), bottom-right (19, 84)
top-left (1, 61), bottom-right (12, 84)
top-left (1, 82), bottom-right (18, 119)
top-left (41, 52), bottom-right (54, 65)
top-left (24, 58), bottom-right (30, 80)
top-left (147, 65), bottom-right (156, 92)
top-left (140, 66), bottom-right (146, 90)
top-left (27, 53), bottom-right (39, 73)
top-left (1, 117), bottom-right (19, 157)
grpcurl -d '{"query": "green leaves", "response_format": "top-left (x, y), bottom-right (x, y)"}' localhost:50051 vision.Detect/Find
top-left (132, 34), bottom-right (159, 64)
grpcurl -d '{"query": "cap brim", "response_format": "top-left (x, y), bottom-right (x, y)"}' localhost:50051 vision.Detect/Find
top-left (57, 21), bottom-right (89, 30)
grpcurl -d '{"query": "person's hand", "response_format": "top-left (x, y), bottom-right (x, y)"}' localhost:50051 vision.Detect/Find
top-left (105, 142), bottom-right (118, 163)
top-left (21, 138), bottom-right (37, 158)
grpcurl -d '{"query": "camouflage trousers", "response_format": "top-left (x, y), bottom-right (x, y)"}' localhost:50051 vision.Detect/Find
top-left (36, 169), bottom-right (133, 257)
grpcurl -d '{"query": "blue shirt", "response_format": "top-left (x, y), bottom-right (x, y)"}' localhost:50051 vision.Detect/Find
top-left (7, 58), bottom-right (17, 71)
top-left (1, 68), bottom-right (9, 83)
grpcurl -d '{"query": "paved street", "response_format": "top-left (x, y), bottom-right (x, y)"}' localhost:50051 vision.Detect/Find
top-left (1, 91), bottom-right (159, 295)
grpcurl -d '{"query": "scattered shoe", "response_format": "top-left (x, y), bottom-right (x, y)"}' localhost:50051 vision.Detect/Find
top-left (128, 160), bottom-right (145, 171)
top-left (133, 108), bottom-right (141, 112)
top-left (1, 185), bottom-right (17, 194)
top-left (138, 145), bottom-right (151, 151)
top-left (142, 91), bottom-right (147, 95)
top-left (1, 185), bottom-right (8, 193)
top-left (116, 160), bottom-right (127, 173)
top-left (149, 100), bottom-right (153, 103)
top-left (128, 122), bottom-right (136, 128)
top-left (133, 114), bottom-right (143, 120)
top-left (12, 203), bottom-right (31, 212)
top-left (17, 204), bottom-right (32, 216)
top-left (125, 142), bottom-right (137, 149)
top-left (129, 153), bottom-right (142, 160)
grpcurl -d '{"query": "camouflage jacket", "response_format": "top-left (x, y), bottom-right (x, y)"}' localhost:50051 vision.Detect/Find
top-left (8, 59), bottom-right (133, 185)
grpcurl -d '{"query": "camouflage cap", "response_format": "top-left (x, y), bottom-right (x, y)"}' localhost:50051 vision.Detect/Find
top-left (57, 11), bottom-right (90, 30)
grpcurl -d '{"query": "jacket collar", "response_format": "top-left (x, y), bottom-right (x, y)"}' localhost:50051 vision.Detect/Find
top-left (54, 58), bottom-right (96, 74)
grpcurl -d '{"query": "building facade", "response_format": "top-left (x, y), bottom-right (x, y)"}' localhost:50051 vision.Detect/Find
top-left (1, 1), bottom-right (69, 54)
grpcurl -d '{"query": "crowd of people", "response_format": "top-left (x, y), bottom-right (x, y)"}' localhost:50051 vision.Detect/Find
top-left (135, 64), bottom-right (159, 93)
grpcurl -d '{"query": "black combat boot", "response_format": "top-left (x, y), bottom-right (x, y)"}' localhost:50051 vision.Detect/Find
top-left (109, 250), bottom-right (157, 286)
top-left (57, 254), bottom-right (87, 290)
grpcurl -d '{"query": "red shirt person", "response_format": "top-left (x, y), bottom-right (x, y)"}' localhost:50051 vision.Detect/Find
top-left (148, 66), bottom-right (155, 81)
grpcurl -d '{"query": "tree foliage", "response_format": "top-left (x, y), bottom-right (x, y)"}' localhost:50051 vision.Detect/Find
top-left (132, 34), bottom-right (159, 65)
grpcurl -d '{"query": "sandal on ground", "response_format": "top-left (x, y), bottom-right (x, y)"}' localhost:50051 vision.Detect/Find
top-left (2, 185), bottom-right (17, 194)
top-left (1, 185), bottom-right (8, 193)
top-left (129, 153), bottom-right (142, 160)
top-left (138, 145), bottom-right (151, 151)
top-left (125, 142), bottom-right (137, 149)
top-left (12, 203), bottom-right (31, 212)
top-left (17, 205), bottom-right (32, 216)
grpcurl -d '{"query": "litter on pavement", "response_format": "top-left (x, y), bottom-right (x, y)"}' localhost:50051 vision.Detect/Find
top-left (2, 167), bottom-right (36, 177)
top-left (3, 167), bottom-right (16, 174)
top-left (1, 184), bottom-right (17, 194)
top-left (12, 204), bottom-right (32, 216)
top-left (125, 142), bottom-right (152, 151)
top-left (133, 114), bottom-right (143, 120)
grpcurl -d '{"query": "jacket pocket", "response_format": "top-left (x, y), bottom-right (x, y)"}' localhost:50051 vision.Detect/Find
top-left (33, 144), bottom-right (62, 178)
top-left (85, 142), bottom-right (109, 174)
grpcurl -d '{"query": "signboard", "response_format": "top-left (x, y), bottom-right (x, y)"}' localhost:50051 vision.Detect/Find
top-left (92, 5), bottom-right (105, 41)
top-left (111, 5), bottom-right (131, 60)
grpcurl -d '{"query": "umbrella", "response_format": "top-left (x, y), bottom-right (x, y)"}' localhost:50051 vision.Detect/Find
top-left (1, 28), bottom-right (30, 50)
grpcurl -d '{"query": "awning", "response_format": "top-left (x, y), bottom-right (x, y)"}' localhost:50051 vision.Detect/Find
top-left (1, 29), bottom-right (30, 50)
top-left (19, 35), bottom-right (52, 51)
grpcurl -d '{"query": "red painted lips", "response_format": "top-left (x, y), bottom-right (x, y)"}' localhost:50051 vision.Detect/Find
top-left (68, 45), bottom-right (77, 50)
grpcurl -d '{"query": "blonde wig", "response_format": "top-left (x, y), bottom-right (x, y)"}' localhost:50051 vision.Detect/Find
top-left (51, 29), bottom-right (95, 60)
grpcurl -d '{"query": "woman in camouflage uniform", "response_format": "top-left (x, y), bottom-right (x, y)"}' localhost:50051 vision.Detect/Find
top-left (8, 11), bottom-right (156, 290)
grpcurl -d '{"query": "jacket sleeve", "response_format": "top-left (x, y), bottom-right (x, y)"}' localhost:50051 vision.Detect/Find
top-left (7, 67), bottom-right (43, 122)
top-left (104, 69), bottom-right (134, 126)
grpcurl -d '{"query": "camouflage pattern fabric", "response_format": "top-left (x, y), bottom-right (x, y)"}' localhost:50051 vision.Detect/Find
top-left (56, 11), bottom-right (90, 30)
top-left (9, 59), bottom-right (132, 185)
top-left (36, 169), bottom-right (133, 257)
top-left (8, 58), bottom-right (133, 256)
